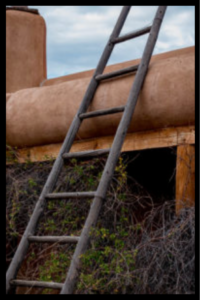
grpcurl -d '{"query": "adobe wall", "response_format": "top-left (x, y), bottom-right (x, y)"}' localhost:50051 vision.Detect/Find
top-left (6, 46), bottom-right (194, 148)
top-left (41, 46), bottom-right (193, 87)
top-left (6, 8), bottom-right (47, 93)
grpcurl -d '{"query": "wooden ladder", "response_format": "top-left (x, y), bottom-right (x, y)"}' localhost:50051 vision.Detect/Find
top-left (6, 6), bottom-right (167, 294)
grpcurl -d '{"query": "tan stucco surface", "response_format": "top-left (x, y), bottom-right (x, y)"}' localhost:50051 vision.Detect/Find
top-left (42, 46), bottom-right (193, 86)
top-left (6, 46), bottom-right (194, 148)
top-left (6, 10), bottom-right (46, 93)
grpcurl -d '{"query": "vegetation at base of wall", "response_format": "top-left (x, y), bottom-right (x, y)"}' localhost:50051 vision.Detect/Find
top-left (6, 144), bottom-right (19, 164)
top-left (6, 153), bottom-right (195, 294)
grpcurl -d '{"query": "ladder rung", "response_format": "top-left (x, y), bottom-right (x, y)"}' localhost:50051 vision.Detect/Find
top-left (28, 236), bottom-right (80, 243)
top-left (111, 25), bottom-right (152, 44)
top-left (62, 148), bottom-right (110, 159)
top-left (46, 191), bottom-right (96, 199)
top-left (11, 279), bottom-right (63, 289)
top-left (79, 106), bottom-right (125, 119)
top-left (95, 64), bottom-right (139, 81)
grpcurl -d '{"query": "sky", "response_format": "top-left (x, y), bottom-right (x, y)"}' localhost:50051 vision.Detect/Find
top-left (29, 6), bottom-right (195, 79)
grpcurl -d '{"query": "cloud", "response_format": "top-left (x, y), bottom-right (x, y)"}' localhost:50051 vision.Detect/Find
top-left (45, 6), bottom-right (121, 45)
top-left (29, 6), bottom-right (194, 78)
top-left (158, 8), bottom-right (194, 51)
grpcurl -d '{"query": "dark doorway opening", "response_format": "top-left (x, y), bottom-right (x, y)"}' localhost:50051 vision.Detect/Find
top-left (124, 147), bottom-right (177, 204)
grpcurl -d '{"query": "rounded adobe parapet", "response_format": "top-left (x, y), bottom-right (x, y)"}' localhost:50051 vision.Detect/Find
top-left (6, 6), bottom-right (39, 15)
top-left (6, 47), bottom-right (194, 148)
top-left (6, 8), bottom-right (47, 93)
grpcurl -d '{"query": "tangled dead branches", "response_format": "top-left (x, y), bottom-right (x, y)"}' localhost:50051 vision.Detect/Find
top-left (6, 155), bottom-right (195, 294)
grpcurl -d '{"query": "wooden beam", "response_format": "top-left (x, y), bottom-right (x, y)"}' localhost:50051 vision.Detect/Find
top-left (176, 144), bottom-right (195, 214)
top-left (6, 126), bottom-right (194, 164)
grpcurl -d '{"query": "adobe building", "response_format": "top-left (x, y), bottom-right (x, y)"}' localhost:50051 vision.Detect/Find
top-left (6, 6), bottom-right (195, 214)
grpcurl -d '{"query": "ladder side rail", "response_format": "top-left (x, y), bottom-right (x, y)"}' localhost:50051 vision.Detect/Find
top-left (60, 6), bottom-right (167, 294)
top-left (6, 6), bottom-right (131, 294)
top-left (95, 5), bottom-right (168, 203)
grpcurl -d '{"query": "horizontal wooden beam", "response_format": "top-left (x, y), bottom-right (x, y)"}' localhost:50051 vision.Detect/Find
top-left (6, 126), bottom-right (195, 164)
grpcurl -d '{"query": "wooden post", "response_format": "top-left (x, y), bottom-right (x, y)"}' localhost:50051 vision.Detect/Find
top-left (176, 144), bottom-right (195, 214)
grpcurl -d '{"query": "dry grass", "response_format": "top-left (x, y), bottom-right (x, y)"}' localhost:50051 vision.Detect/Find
top-left (6, 156), bottom-right (195, 294)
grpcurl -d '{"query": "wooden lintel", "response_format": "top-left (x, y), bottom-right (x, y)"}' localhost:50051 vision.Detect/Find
top-left (6, 126), bottom-right (195, 164)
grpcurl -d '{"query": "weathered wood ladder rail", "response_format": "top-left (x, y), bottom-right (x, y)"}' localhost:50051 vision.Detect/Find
top-left (6, 6), bottom-right (167, 294)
